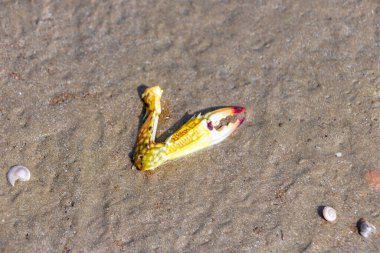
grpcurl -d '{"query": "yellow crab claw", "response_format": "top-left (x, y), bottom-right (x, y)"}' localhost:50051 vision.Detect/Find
top-left (133, 86), bottom-right (246, 171)
top-left (165, 107), bottom-right (246, 160)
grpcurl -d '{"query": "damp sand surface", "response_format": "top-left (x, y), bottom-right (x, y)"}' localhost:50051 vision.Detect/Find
top-left (1, 1), bottom-right (380, 252)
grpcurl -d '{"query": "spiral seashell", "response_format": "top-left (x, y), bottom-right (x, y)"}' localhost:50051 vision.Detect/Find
top-left (322, 206), bottom-right (337, 223)
top-left (358, 218), bottom-right (376, 238)
top-left (6, 165), bottom-right (31, 186)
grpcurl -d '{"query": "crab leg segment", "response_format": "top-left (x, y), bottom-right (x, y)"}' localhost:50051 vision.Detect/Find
top-left (140, 86), bottom-right (163, 143)
top-left (133, 86), bottom-right (166, 170)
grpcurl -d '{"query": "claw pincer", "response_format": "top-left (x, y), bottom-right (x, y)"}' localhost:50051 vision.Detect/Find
top-left (133, 86), bottom-right (246, 171)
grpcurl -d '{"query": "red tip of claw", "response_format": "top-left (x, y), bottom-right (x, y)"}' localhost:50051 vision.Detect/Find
top-left (238, 117), bottom-right (246, 126)
top-left (233, 107), bottom-right (246, 114)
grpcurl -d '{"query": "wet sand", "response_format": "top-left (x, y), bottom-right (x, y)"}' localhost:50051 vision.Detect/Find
top-left (1, 1), bottom-right (380, 252)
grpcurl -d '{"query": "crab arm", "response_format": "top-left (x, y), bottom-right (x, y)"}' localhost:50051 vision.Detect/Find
top-left (133, 86), bottom-right (164, 170)
top-left (165, 107), bottom-right (245, 161)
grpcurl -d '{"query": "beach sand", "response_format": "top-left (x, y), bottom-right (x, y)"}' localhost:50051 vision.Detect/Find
top-left (1, 0), bottom-right (379, 252)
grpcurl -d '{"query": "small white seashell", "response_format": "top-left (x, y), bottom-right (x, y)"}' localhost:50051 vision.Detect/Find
top-left (322, 206), bottom-right (337, 222)
top-left (335, 152), bottom-right (342, 158)
top-left (6, 165), bottom-right (31, 186)
top-left (358, 218), bottom-right (376, 238)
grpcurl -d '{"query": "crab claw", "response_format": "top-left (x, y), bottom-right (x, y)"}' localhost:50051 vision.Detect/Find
top-left (134, 85), bottom-right (247, 171)
top-left (205, 107), bottom-right (246, 145)
top-left (165, 106), bottom-right (246, 161)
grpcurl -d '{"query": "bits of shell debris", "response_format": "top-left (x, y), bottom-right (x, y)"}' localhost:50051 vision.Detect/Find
top-left (358, 218), bottom-right (376, 238)
top-left (322, 206), bottom-right (337, 223)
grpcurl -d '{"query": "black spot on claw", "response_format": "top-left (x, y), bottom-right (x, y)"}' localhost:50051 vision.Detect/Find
top-left (207, 121), bottom-right (213, 130)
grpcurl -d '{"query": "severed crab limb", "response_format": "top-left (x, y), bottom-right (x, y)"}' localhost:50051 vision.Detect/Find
top-left (133, 86), bottom-right (246, 171)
